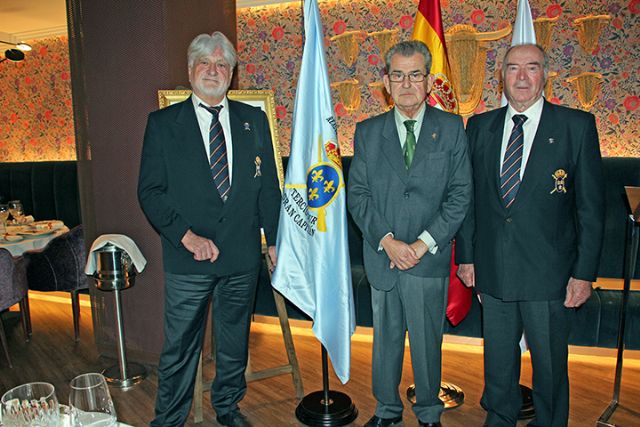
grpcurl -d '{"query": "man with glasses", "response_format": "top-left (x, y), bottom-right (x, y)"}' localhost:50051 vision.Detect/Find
top-left (348, 40), bottom-right (472, 427)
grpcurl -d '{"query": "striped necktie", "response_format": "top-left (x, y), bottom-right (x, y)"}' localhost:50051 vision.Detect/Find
top-left (201, 104), bottom-right (230, 202)
top-left (500, 114), bottom-right (527, 208)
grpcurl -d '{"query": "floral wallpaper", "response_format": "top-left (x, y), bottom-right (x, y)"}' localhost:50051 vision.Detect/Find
top-left (237, 0), bottom-right (640, 157)
top-left (0, 36), bottom-right (75, 162)
top-left (0, 1), bottom-right (637, 161)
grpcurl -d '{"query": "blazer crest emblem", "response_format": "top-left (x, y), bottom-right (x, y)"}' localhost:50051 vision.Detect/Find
top-left (550, 169), bottom-right (568, 194)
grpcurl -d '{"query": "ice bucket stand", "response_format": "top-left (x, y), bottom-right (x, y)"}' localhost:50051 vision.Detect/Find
top-left (92, 243), bottom-right (147, 389)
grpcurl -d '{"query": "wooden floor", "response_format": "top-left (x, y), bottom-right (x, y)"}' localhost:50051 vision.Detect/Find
top-left (1, 296), bottom-right (639, 426)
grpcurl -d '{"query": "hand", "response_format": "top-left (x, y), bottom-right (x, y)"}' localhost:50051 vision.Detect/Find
top-left (381, 235), bottom-right (419, 271)
top-left (409, 240), bottom-right (429, 260)
top-left (564, 277), bottom-right (592, 308)
top-left (267, 245), bottom-right (277, 272)
top-left (181, 229), bottom-right (219, 262)
top-left (457, 263), bottom-right (475, 288)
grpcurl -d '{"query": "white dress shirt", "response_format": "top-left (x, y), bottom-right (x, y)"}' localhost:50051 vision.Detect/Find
top-left (192, 93), bottom-right (234, 185)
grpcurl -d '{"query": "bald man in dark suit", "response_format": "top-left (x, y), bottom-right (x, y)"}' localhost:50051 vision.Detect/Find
top-left (456, 44), bottom-right (605, 427)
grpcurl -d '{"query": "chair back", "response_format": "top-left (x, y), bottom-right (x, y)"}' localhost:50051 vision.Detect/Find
top-left (0, 248), bottom-right (28, 310)
top-left (26, 225), bottom-right (88, 292)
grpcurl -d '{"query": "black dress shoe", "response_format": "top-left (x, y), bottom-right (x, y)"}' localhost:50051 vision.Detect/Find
top-left (418, 422), bottom-right (441, 427)
top-left (364, 415), bottom-right (402, 427)
top-left (216, 410), bottom-right (252, 427)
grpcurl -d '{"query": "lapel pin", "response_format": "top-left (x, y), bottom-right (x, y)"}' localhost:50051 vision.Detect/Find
top-left (548, 138), bottom-right (555, 144)
top-left (244, 122), bottom-right (251, 131)
top-left (432, 132), bottom-right (437, 140)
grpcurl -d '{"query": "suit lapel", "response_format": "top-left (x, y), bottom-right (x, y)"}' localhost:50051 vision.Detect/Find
top-left (226, 101), bottom-right (247, 205)
top-left (381, 109), bottom-right (409, 183)
top-left (174, 98), bottom-right (213, 174)
top-left (410, 105), bottom-right (440, 171)
top-left (485, 108), bottom-right (507, 209)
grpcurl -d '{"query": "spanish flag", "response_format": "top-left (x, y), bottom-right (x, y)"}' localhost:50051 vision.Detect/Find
top-left (411, 0), bottom-right (458, 114)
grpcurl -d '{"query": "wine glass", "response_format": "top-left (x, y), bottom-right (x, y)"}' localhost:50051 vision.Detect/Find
top-left (8, 200), bottom-right (24, 223)
top-left (0, 204), bottom-right (8, 226)
top-left (0, 382), bottom-right (60, 426)
top-left (68, 373), bottom-right (116, 427)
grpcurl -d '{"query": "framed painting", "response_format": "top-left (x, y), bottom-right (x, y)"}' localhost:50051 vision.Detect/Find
top-left (157, 89), bottom-right (285, 186)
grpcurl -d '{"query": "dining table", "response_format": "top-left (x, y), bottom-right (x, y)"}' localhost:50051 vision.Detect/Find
top-left (0, 220), bottom-right (69, 256)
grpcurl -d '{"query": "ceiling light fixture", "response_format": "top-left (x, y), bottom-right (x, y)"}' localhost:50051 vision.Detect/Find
top-left (0, 39), bottom-right (32, 63)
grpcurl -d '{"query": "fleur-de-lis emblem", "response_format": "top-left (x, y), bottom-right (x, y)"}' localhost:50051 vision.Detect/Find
top-left (323, 180), bottom-right (335, 193)
top-left (311, 170), bottom-right (324, 182)
top-left (308, 187), bottom-right (319, 200)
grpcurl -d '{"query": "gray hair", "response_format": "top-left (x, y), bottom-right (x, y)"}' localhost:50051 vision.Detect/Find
top-left (501, 43), bottom-right (549, 79)
top-left (187, 31), bottom-right (237, 69)
top-left (384, 40), bottom-right (432, 74)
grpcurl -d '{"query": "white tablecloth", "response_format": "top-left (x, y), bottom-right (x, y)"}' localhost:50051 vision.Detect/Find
top-left (0, 226), bottom-right (69, 256)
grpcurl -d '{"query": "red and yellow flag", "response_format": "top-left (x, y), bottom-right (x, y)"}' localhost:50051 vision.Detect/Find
top-left (411, 0), bottom-right (458, 113)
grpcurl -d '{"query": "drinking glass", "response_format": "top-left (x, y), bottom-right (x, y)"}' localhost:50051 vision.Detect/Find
top-left (0, 382), bottom-right (60, 427)
top-left (68, 374), bottom-right (116, 427)
top-left (0, 204), bottom-right (8, 225)
top-left (7, 200), bottom-right (24, 223)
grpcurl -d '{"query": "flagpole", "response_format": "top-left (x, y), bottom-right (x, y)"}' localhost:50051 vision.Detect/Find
top-left (271, 0), bottom-right (357, 424)
top-left (295, 346), bottom-right (358, 426)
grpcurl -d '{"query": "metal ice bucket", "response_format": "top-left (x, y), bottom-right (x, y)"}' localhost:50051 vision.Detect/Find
top-left (93, 243), bottom-right (136, 291)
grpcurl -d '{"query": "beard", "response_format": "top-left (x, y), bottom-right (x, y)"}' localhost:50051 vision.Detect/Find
top-left (192, 79), bottom-right (229, 100)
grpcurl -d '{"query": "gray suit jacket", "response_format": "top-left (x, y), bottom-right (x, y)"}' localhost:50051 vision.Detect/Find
top-left (348, 105), bottom-right (472, 291)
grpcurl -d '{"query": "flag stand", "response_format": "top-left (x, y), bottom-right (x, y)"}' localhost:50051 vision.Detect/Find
top-left (295, 346), bottom-right (358, 426)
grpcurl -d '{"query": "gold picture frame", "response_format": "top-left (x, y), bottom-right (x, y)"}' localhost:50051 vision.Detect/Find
top-left (157, 89), bottom-right (285, 187)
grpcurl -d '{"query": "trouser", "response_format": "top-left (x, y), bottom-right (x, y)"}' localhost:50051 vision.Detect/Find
top-left (151, 269), bottom-right (258, 427)
top-left (371, 275), bottom-right (448, 424)
top-left (481, 294), bottom-right (570, 427)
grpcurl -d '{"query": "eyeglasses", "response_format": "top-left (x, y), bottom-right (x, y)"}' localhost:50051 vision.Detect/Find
top-left (388, 71), bottom-right (428, 83)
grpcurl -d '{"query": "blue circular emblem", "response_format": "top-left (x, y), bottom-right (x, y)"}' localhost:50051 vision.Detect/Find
top-left (306, 164), bottom-right (340, 209)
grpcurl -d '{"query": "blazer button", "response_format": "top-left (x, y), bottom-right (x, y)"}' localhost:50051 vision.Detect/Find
top-left (219, 217), bottom-right (226, 223)
top-left (404, 192), bottom-right (410, 198)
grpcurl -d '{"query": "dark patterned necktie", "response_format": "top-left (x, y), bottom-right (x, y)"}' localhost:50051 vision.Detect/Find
top-left (201, 104), bottom-right (230, 202)
top-left (403, 120), bottom-right (417, 169)
top-left (500, 114), bottom-right (528, 208)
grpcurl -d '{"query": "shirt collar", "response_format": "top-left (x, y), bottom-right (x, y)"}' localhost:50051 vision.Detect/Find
top-left (506, 96), bottom-right (544, 123)
top-left (394, 103), bottom-right (426, 129)
top-left (191, 92), bottom-right (229, 113)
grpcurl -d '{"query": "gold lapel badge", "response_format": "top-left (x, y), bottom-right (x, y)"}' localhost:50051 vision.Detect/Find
top-left (432, 132), bottom-right (437, 140)
top-left (550, 169), bottom-right (567, 194)
top-left (254, 156), bottom-right (262, 178)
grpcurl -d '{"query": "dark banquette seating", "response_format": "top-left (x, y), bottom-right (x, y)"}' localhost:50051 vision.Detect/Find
top-left (0, 161), bottom-right (81, 228)
top-left (1, 157), bottom-right (638, 349)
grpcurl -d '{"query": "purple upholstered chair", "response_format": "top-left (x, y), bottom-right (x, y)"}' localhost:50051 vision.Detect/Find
top-left (0, 248), bottom-right (31, 368)
top-left (24, 225), bottom-right (88, 342)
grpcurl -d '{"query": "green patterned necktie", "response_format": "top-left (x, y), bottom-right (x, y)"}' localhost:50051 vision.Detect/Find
top-left (403, 119), bottom-right (417, 169)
